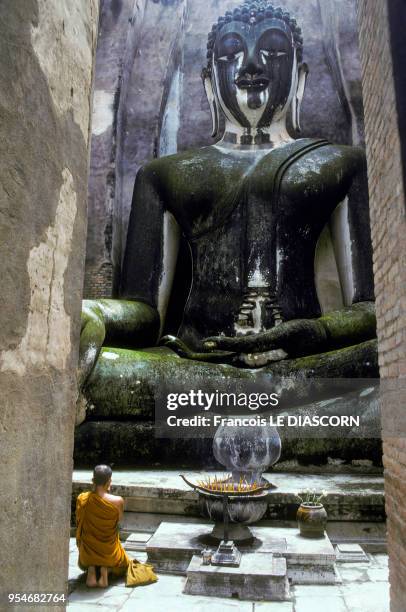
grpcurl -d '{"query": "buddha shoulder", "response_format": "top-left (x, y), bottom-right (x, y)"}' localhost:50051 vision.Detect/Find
top-left (137, 146), bottom-right (221, 190)
top-left (281, 143), bottom-right (366, 200)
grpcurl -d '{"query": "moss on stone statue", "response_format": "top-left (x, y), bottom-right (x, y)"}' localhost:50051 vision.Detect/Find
top-left (319, 302), bottom-right (376, 347)
top-left (83, 340), bottom-right (378, 419)
top-left (84, 345), bottom-right (258, 419)
top-left (268, 339), bottom-right (378, 378)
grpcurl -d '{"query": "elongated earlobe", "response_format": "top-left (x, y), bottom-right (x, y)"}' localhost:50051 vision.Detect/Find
top-left (203, 72), bottom-right (220, 138)
top-left (292, 63), bottom-right (308, 133)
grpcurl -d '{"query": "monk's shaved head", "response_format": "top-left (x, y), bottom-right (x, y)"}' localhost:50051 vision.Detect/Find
top-left (93, 464), bottom-right (112, 486)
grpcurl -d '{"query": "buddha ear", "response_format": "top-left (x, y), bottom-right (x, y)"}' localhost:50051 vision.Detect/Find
top-left (202, 69), bottom-right (220, 138)
top-left (292, 62), bottom-right (308, 133)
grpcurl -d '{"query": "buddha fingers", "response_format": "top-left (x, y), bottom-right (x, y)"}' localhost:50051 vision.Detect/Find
top-left (160, 334), bottom-right (236, 361)
top-left (203, 318), bottom-right (328, 356)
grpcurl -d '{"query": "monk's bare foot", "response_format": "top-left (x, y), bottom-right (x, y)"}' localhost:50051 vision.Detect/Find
top-left (97, 566), bottom-right (108, 588)
top-left (86, 566), bottom-right (97, 588)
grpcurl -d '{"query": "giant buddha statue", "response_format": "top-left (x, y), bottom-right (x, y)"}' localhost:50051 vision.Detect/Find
top-left (76, 1), bottom-right (378, 466)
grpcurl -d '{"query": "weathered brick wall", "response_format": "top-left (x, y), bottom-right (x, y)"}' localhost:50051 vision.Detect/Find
top-left (83, 262), bottom-right (114, 299)
top-left (357, 1), bottom-right (406, 610)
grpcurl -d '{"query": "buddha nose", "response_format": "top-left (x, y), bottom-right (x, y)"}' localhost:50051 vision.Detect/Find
top-left (241, 58), bottom-right (263, 78)
top-left (236, 56), bottom-right (269, 90)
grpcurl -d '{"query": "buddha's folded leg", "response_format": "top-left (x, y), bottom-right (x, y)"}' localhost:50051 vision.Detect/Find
top-left (75, 341), bottom-right (381, 467)
top-left (82, 346), bottom-right (256, 420)
top-left (264, 339), bottom-right (378, 378)
top-left (81, 340), bottom-right (378, 420)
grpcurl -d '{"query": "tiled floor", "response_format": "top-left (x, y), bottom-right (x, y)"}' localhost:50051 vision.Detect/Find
top-left (68, 539), bottom-right (389, 611)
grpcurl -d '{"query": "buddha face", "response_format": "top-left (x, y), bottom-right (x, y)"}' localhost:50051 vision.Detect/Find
top-left (212, 18), bottom-right (296, 129)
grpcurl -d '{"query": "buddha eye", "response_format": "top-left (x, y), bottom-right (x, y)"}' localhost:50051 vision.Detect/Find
top-left (260, 50), bottom-right (287, 61)
top-left (218, 51), bottom-right (244, 63)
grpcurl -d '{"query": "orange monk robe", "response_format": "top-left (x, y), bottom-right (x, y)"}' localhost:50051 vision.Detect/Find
top-left (76, 491), bottom-right (129, 575)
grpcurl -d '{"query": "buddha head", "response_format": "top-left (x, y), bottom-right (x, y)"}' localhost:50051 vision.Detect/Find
top-left (202, 1), bottom-right (307, 144)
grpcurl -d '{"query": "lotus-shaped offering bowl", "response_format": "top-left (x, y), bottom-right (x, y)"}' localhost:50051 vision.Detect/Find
top-left (180, 474), bottom-right (275, 543)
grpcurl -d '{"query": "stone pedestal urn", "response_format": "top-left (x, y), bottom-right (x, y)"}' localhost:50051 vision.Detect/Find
top-left (199, 420), bottom-right (281, 542)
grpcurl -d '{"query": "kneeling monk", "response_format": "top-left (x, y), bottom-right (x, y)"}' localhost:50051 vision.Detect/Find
top-left (76, 464), bottom-right (128, 587)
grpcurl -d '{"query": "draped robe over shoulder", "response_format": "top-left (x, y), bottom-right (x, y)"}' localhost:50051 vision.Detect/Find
top-left (76, 491), bottom-right (129, 574)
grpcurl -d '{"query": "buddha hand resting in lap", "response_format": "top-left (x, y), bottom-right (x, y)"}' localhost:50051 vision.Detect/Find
top-left (78, 1), bottom-right (376, 422)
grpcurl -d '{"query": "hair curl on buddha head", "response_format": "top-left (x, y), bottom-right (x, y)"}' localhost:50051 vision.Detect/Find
top-left (93, 464), bottom-right (112, 486)
top-left (203, 1), bottom-right (303, 78)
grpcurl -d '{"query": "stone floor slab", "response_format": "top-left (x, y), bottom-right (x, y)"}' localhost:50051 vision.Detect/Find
top-left (341, 582), bottom-right (390, 612)
top-left (121, 594), bottom-right (253, 612)
top-left (373, 554), bottom-right (389, 567)
top-left (67, 605), bottom-right (116, 611)
top-left (366, 567), bottom-right (389, 582)
top-left (122, 574), bottom-right (254, 611)
top-left (184, 553), bottom-right (289, 601)
top-left (123, 531), bottom-right (152, 552)
top-left (294, 594), bottom-right (347, 612)
top-left (68, 584), bottom-right (130, 607)
top-left (254, 603), bottom-right (294, 611)
top-left (68, 566), bottom-right (84, 582)
top-left (335, 542), bottom-right (370, 562)
top-left (336, 565), bottom-right (369, 583)
top-left (294, 585), bottom-right (349, 611)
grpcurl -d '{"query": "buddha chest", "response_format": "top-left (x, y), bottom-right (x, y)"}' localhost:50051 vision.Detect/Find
top-left (163, 141), bottom-right (356, 346)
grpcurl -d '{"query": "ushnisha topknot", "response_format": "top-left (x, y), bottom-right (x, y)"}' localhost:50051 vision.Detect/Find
top-left (203, 1), bottom-right (303, 77)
